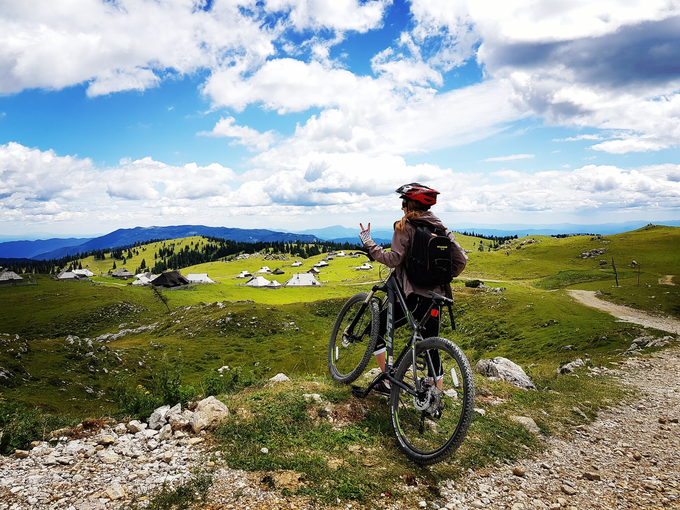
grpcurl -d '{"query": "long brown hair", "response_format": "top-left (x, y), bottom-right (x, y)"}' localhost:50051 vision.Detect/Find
top-left (395, 200), bottom-right (429, 231)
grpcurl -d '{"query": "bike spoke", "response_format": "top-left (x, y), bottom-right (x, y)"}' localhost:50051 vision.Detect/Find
top-left (327, 293), bottom-right (379, 384)
top-left (390, 339), bottom-right (474, 463)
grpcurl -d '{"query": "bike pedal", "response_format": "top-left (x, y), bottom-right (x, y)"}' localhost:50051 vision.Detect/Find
top-left (351, 385), bottom-right (368, 398)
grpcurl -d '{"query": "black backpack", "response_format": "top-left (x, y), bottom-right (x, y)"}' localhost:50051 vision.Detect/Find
top-left (404, 222), bottom-right (455, 287)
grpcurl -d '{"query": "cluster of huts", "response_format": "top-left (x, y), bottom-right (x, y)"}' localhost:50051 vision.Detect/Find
top-left (52, 266), bottom-right (213, 289)
top-left (236, 262), bottom-right (323, 289)
top-left (46, 250), bottom-right (373, 291)
top-left (235, 251), bottom-right (371, 289)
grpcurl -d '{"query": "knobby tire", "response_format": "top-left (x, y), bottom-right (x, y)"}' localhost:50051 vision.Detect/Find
top-left (327, 292), bottom-right (380, 384)
top-left (389, 337), bottom-right (475, 464)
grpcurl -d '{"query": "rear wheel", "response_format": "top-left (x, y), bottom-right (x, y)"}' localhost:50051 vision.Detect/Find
top-left (389, 337), bottom-right (475, 464)
top-left (327, 292), bottom-right (380, 384)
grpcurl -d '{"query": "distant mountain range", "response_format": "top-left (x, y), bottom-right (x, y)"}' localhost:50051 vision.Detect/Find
top-left (1, 220), bottom-right (678, 261)
top-left (295, 220), bottom-right (680, 241)
top-left (0, 226), bottom-right (320, 261)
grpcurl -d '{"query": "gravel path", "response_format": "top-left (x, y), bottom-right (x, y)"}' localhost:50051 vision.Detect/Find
top-left (438, 346), bottom-right (680, 510)
top-left (567, 290), bottom-right (680, 334)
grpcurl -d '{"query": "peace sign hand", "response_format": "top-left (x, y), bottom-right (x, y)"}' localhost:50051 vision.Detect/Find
top-left (358, 222), bottom-right (372, 245)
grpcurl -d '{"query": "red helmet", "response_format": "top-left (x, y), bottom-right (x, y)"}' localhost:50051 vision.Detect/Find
top-left (395, 182), bottom-right (439, 206)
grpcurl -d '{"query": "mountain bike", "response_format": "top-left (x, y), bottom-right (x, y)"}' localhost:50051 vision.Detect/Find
top-left (327, 251), bottom-right (475, 464)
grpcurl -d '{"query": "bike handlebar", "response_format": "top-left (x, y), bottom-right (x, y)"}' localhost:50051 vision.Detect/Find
top-left (428, 290), bottom-right (454, 305)
top-left (351, 244), bottom-right (375, 262)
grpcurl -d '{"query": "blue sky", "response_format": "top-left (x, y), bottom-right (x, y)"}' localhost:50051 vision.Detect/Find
top-left (1, 0), bottom-right (679, 238)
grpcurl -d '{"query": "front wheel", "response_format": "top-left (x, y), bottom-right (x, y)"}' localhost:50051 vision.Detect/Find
top-left (390, 337), bottom-right (475, 464)
top-left (327, 292), bottom-right (380, 384)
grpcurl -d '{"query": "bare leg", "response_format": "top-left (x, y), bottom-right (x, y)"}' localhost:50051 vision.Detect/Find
top-left (375, 351), bottom-right (386, 372)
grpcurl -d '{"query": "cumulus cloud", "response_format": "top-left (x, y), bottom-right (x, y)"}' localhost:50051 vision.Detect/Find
top-left (203, 59), bottom-right (387, 113)
top-left (199, 117), bottom-right (276, 151)
top-left (0, 143), bottom-right (239, 228)
top-left (263, 0), bottom-right (389, 33)
top-left (0, 0), bottom-right (391, 97)
top-left (453, 2), bottom-right (680, 154)
top-left (2, 143), bottom-right (679, 231)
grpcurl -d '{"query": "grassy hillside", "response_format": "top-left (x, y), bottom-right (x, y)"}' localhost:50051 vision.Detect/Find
top-left (0, 225), bottom-right (677, 504)
top-left (1, 225), bottom-right (677, 410)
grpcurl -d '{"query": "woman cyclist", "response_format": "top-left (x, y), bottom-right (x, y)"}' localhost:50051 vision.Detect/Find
top-left (358, 183), bottom-right (468, 395)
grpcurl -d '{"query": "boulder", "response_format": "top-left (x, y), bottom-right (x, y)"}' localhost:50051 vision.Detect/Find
top-left (269, 373), bottom-right (290, 383)
top-left (558, 358), bottom-right (585, 374)
top-left (97, 450), bottom-right (120, 464)
top-left (510, 415), bottom-right (541, 434)
top-left (106, 482), bottom-right (125, 500)
top-left (189, 396), bottom-right (229, 434)
top-left (475, 357), bottom-right (536, 390)
top-left (158, 424), bottom-right (173, 441)
top-left (148, 405), bottom-right (171, 430)
top-left (126, 420), bottom-right (145, 433)
top-left (168, 408), bottom-right (194, 430)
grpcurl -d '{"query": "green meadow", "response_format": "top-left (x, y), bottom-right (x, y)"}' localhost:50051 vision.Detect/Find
top-left (1, 224), bottom-right (678, 505)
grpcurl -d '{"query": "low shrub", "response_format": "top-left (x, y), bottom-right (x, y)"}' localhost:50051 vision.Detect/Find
top-left (0, 401), bottom-right (76, 455)
top-left (464, 279), bottom-right (483, 288)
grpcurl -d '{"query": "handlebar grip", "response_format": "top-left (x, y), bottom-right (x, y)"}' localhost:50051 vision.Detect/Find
top-left (352, 245), bottom-right (375, 262)
top-left (428, 290), bottom-right (453, 305)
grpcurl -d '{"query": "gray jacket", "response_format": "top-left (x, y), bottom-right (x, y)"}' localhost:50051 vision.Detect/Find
top-left (362, 211), bottom-right (468, 297)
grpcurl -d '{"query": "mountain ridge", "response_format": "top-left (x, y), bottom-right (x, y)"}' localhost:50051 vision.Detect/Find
top-left (3, 226), bottom-right (320, 261)
top-left (3, 220), bottom-right (679, 260)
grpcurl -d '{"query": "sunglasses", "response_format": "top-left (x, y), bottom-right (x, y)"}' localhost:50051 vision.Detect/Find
top-left (402, 200), bottom-right (408, 209)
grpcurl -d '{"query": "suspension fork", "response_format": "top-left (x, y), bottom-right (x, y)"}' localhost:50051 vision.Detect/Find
top-left (342, 286), bottom-right (379, 340)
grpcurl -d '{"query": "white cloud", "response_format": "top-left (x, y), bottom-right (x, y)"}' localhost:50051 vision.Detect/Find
top-left (243, 78), bottom-right (522, 168)
top-left (553, 134), bottom-right (602, 142)
top-left (590, 136), bottom-right (671, 154)
top-left (463, 0), bottom-right (673, 44)
top-left (203, 59), bottom-right (388, 113)
top-left (403, 1), bottom-right (680, 154)
top-left (465, 3), bottom-right (680, 153)
top-left (199, 117), bottom-right (276, 151)
top-left (0, 0), bottom-right (276, 95)
top-left (0, 143), bottom-right (239, 228)
top-left (87, 68), bottom-right (161, 97)
top-left (482, 154), bottom-right (534, 162)
top-left (2, 142), bottom-right (679, 232)
top-left (0, 0), bottom-right (392, 97)
top-left (263, 0), bottom-right (390, 33)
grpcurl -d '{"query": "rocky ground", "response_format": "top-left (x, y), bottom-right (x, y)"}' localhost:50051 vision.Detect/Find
top-left (2, 290), bottom-right (679, 510)
top-left (1, 345), bottom-right (677, 510)
top-left (438, 347), bottom-right (680, 510)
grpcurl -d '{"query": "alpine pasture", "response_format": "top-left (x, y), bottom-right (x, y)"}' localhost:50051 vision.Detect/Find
top-left (0, 225), bottom-right (678, 498)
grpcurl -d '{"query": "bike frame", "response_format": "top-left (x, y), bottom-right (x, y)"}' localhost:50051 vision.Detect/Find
top-left (350, 272), bottom-right (451, 399)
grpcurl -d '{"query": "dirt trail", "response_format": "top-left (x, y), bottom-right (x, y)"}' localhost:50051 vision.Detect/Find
top-left (567, 290), bottom-right (680, 334)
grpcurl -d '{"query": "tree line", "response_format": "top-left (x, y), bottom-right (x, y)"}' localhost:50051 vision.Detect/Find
top-left (149, 237), bottom-right (357, 274)
top-left (3, 237), bottom-right (361, 275)
top-left (458, 231), bottom-right (518, 243)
